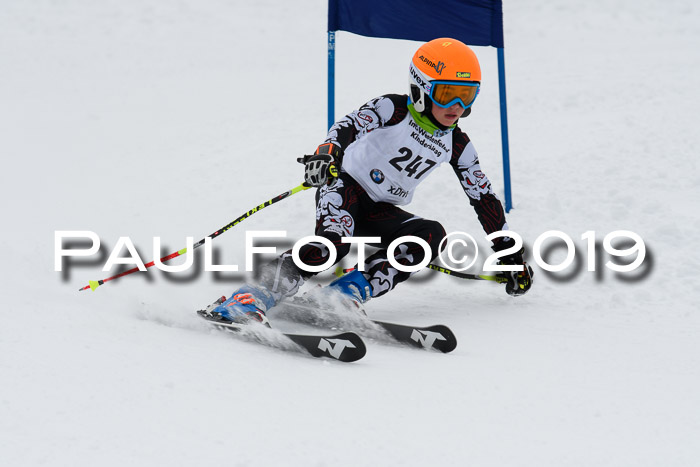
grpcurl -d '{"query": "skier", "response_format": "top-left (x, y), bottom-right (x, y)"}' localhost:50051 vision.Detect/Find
top-left (212, 38), bottom-right (533, 324)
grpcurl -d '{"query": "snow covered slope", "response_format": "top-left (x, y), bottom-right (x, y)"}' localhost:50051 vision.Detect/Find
top-left (2, 0), bottom-right (699, 465)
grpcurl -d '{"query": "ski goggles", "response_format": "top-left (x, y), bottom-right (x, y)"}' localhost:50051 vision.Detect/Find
top-left (430, 81), bottom-right (480, 109)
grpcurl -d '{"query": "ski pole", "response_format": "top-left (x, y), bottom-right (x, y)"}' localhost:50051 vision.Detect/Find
top-left (426, 264), bottom-right (508, 283)
top-left (79, 183), bottom-right (312, 291)
top-left (335, 265), bottom-right (508, 283)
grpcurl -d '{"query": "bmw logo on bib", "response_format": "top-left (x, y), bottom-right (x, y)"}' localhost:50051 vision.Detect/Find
top-left (370, 168), bottom-right (385, 184)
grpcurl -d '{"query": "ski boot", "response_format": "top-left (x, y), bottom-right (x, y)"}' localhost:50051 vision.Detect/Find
top-left (328, 269), bottom-right (372, 309)
top-left (208, 285), bottom-right (276, 326)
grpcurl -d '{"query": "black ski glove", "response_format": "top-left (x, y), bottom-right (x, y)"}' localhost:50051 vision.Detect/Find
top-left (297, 143), bottom-right (343, 187)
top-left (494, 239), bottom-right (534, 297)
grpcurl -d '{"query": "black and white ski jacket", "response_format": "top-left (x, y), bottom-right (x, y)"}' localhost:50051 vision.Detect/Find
top-left (323, 94), bottom-right (509, 240)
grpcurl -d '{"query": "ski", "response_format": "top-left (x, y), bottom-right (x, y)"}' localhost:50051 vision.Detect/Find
top-left (371, 320), bottom-right (457, 353)
top-left (196, 309), bottom-right (366, 363)
top-left (273, 298), bottom-right (458, 353)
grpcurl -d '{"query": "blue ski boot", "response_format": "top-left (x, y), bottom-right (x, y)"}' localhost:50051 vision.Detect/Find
top-left (328, 269), bottom-right (372, 307)
top-left (211, 284), bottom-right (276, 326)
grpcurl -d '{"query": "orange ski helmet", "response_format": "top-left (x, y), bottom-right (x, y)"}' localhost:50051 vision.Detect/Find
top-left (409, 38), bottom-right (482, 117)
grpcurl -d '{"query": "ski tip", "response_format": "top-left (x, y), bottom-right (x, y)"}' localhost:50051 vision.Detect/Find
top-left (330, 332), bottom-right (367, 362)
top-left (373, 321), bottom-right (458, 353)
top-left (429, 325), bottom-right (457, 353)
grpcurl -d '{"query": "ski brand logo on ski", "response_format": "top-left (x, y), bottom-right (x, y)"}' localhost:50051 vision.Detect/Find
top-left (318, 338), bottom-right (356, 359)
top-left (410, 329), bottom-right (447, 349)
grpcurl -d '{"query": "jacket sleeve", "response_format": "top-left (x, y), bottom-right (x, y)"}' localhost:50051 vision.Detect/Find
top-left (450, 127), bottom-right (511, 251)
top-left (323, 94), bottom-right (408, 150)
